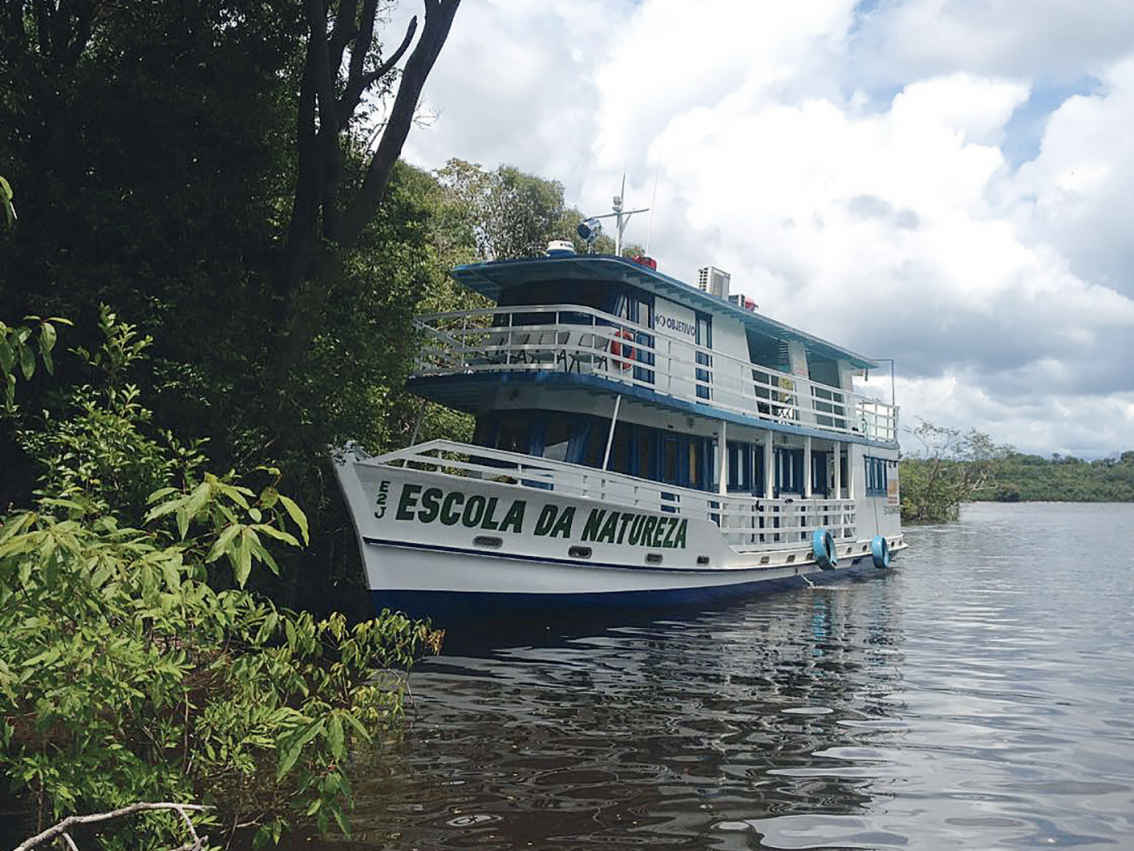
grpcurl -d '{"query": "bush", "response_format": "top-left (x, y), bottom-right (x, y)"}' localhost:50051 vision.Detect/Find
top-left (1, 310), bottom-right (442, 848)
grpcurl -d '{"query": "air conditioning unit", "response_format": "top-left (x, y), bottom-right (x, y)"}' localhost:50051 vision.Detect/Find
top-left (727, 293), bottom-right (758, 311)
top-left (697, 265), bottom-right (730, 299)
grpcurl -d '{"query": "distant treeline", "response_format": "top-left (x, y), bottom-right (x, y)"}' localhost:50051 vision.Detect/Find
top-left (973, 451), bottom-right (1134, 502)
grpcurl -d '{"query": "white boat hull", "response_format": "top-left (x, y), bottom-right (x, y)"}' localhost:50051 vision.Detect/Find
top-left (334, 447), bottom-right (903, 615)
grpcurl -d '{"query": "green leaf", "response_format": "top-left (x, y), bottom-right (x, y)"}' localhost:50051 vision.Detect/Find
top-left (254, 524), bottom-right (300, 548)
top-left (277, 495), bottom-right (309, 546)
top-left (205, 523), bottom-right (242, 563)
top-left (18, 342), bottom-right (34, 380)
top-left (340, 711), bottom-right (372, 744)
top-left (327, 714), bottom-right (345, 760)
top-left (162, 561), bottom-right (181, 592)
top-left (0, 338), bottom-right (12, 374)
top-left (332, 803), bottom-right (350, 837)
top-left (234, 529), bottom-right (252, 587)
top-left (147, 487), bottom-right (178, 504)
top-left (39, 322), bottom-right (57, 354)
top-left (276, 720), bottom-right (324, 779)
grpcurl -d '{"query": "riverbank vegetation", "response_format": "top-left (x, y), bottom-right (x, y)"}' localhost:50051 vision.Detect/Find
top-left (900, 420), bottom-right (1134, 522)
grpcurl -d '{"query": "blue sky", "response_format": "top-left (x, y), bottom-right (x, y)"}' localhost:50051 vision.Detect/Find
top-left (387, 0), bottom-right (1134, 458)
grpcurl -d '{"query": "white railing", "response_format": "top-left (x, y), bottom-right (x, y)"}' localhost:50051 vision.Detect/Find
top-left (374, 439), bottom-right (857, 552)
top-left (413, 304), bottom-right (897, 444)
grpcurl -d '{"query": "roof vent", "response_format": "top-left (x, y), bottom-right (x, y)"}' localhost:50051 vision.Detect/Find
top-left (546, 240), bottom-right (576, 257)
top-left (698, 265), bottom-right (730, 298)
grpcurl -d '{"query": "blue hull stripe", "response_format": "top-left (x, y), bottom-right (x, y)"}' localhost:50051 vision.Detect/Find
top-left (370, 564), bottom-right (883, 620)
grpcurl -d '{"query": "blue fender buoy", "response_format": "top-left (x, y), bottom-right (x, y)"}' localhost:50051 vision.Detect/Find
top-left (870, 535), bottom-right (891, 569)
top-left (812, 528), bottom-right (837, 570)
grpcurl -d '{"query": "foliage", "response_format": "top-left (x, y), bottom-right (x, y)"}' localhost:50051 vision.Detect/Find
top-left (899, 420), bottom-right (1010, 522)
top-left (0, 313), bottom-right (442, 848)
top-left (973, 449), bottom-right (1134, 503)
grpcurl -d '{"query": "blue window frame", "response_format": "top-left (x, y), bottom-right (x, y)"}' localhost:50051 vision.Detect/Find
top-left (774, 448), bottom-right (804, 495)
top-left (865, 456), bottom-right (888, 496)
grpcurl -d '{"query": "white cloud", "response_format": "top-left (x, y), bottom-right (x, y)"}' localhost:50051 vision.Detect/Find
top-left (394, 0), bottom-right (1134, 456)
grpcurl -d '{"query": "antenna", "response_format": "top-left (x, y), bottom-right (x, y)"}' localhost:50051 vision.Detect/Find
top-left (581, 173), bottom-right (648, 257)
top-left (645, 171), bottom-right (659, 255)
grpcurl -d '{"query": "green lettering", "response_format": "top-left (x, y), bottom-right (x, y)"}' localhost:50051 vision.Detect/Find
top-left (549, 506), bottom-right (575, 538)
top-left (499, 500), bottom-right (526, 534)
top-left (674, 519), bottom-right (688, 549)
top-left (481, 497), bottom-right (500, 530)
top-left (462, 495), bottom-right (486, 528)
top-left (419, 487), bottom-right (443, 524)
top-left (439, 491), bottom-right (464, 526)
top-left (534, 504), bottom-right (558, 536)
top-left (581, 509), bottom-right (606, 542)
top-left (598, 511), bottom-right (619, 544)
top-left (617, 512), bottom-right (634, 544)
top-left (652, 517), bottom-right (667, 548)
top-left (662, 516), bottom-right (677, 548)
top-left (628, 515), bottom-right (646, 545)
top-left (641, 516), bottom-right (657, 546)
top-left (396, 484), bottom-right (422, 520)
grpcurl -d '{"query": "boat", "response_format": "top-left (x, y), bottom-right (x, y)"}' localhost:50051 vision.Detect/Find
top-left (334, 203), bottom-right (906, 616)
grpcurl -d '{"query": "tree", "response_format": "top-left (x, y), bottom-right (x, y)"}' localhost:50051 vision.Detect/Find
top-left (0, 2), bottom-right (463, 613)
top-left (899, 420), bottom-right (1010, 522)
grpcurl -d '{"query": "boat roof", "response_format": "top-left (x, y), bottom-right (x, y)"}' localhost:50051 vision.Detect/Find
top-left (450, 254), bottom-right (879, 370)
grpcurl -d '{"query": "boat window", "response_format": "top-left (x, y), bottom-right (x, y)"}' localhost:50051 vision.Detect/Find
top-left (662, 437), bottom-right (679, 483)
top-left (811, 450), bottom-right (829, 496)
top-left (865, 456), bottom-right (888, 496)
top-left (543, 418), bottom-right (571, 462)
top-left (610, 423), bottom-right (632, 474)
top-left (473, 415), bottom-right (498, 449)
top-left (636, 428), bottom-right (657, 479)
top-left (580, 417), bottom-right (605, 468)
top-left (775, 447), bottom-right (804, 494)
top-left (496, 415), bottom-right (530, 455)
top-left (727, 441), bottom-right (753, 492)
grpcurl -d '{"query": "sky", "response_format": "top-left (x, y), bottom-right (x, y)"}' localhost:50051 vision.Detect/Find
top-left (388, 0), bottom-right (1134, 458)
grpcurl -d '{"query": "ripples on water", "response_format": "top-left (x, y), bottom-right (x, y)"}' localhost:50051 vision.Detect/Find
top-left (341, 504), bottom-right (1134, 849)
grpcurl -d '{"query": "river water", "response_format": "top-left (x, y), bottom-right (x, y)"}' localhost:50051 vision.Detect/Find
top-left (346, 503), bottom-right (1134, 849)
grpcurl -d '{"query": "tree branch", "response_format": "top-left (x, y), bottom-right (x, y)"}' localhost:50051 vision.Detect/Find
top-left (336, 12), bottom-right (416, 130)
top-left (328, 0), bottom-right (361, 72)
top-left (15, 802), bottom-right (211, 851)
top-left (338, 0), bottom-right (459, 245)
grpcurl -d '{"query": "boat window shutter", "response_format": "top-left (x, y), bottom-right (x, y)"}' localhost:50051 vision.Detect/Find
top-left (567, 419), bottom-right (591, 465)
top-left (529, 417), bottom-right (546, 457)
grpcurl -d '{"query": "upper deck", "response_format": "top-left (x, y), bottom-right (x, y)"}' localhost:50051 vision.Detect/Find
top-left (410, 255), bottom-right (898, 447)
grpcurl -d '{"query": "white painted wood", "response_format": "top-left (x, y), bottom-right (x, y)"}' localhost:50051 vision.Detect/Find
top-left (718, 419), bottom-right (727, 495)
top-left (413, 304), bottom-right (899, 445)
top-left (764, 431), bottom-right (774, 499)
top-left (804, 435), bottom-right (812, 499)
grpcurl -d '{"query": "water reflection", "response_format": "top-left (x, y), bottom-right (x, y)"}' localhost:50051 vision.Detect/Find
top-left (331, 503), bottom-right (1134, 849)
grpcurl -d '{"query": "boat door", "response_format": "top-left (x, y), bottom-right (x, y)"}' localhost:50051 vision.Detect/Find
top-left (630, 294), bottom-right (654, 385)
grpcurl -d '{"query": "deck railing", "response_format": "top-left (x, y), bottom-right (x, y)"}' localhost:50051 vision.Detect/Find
top-left (413, 304), bottom-right (897, 444)
top-left (373, 439), bottom-right (857, 552)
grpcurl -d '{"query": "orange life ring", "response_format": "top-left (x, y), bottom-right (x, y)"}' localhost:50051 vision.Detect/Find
top-left (610, 328), bottom-right (635, 369)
